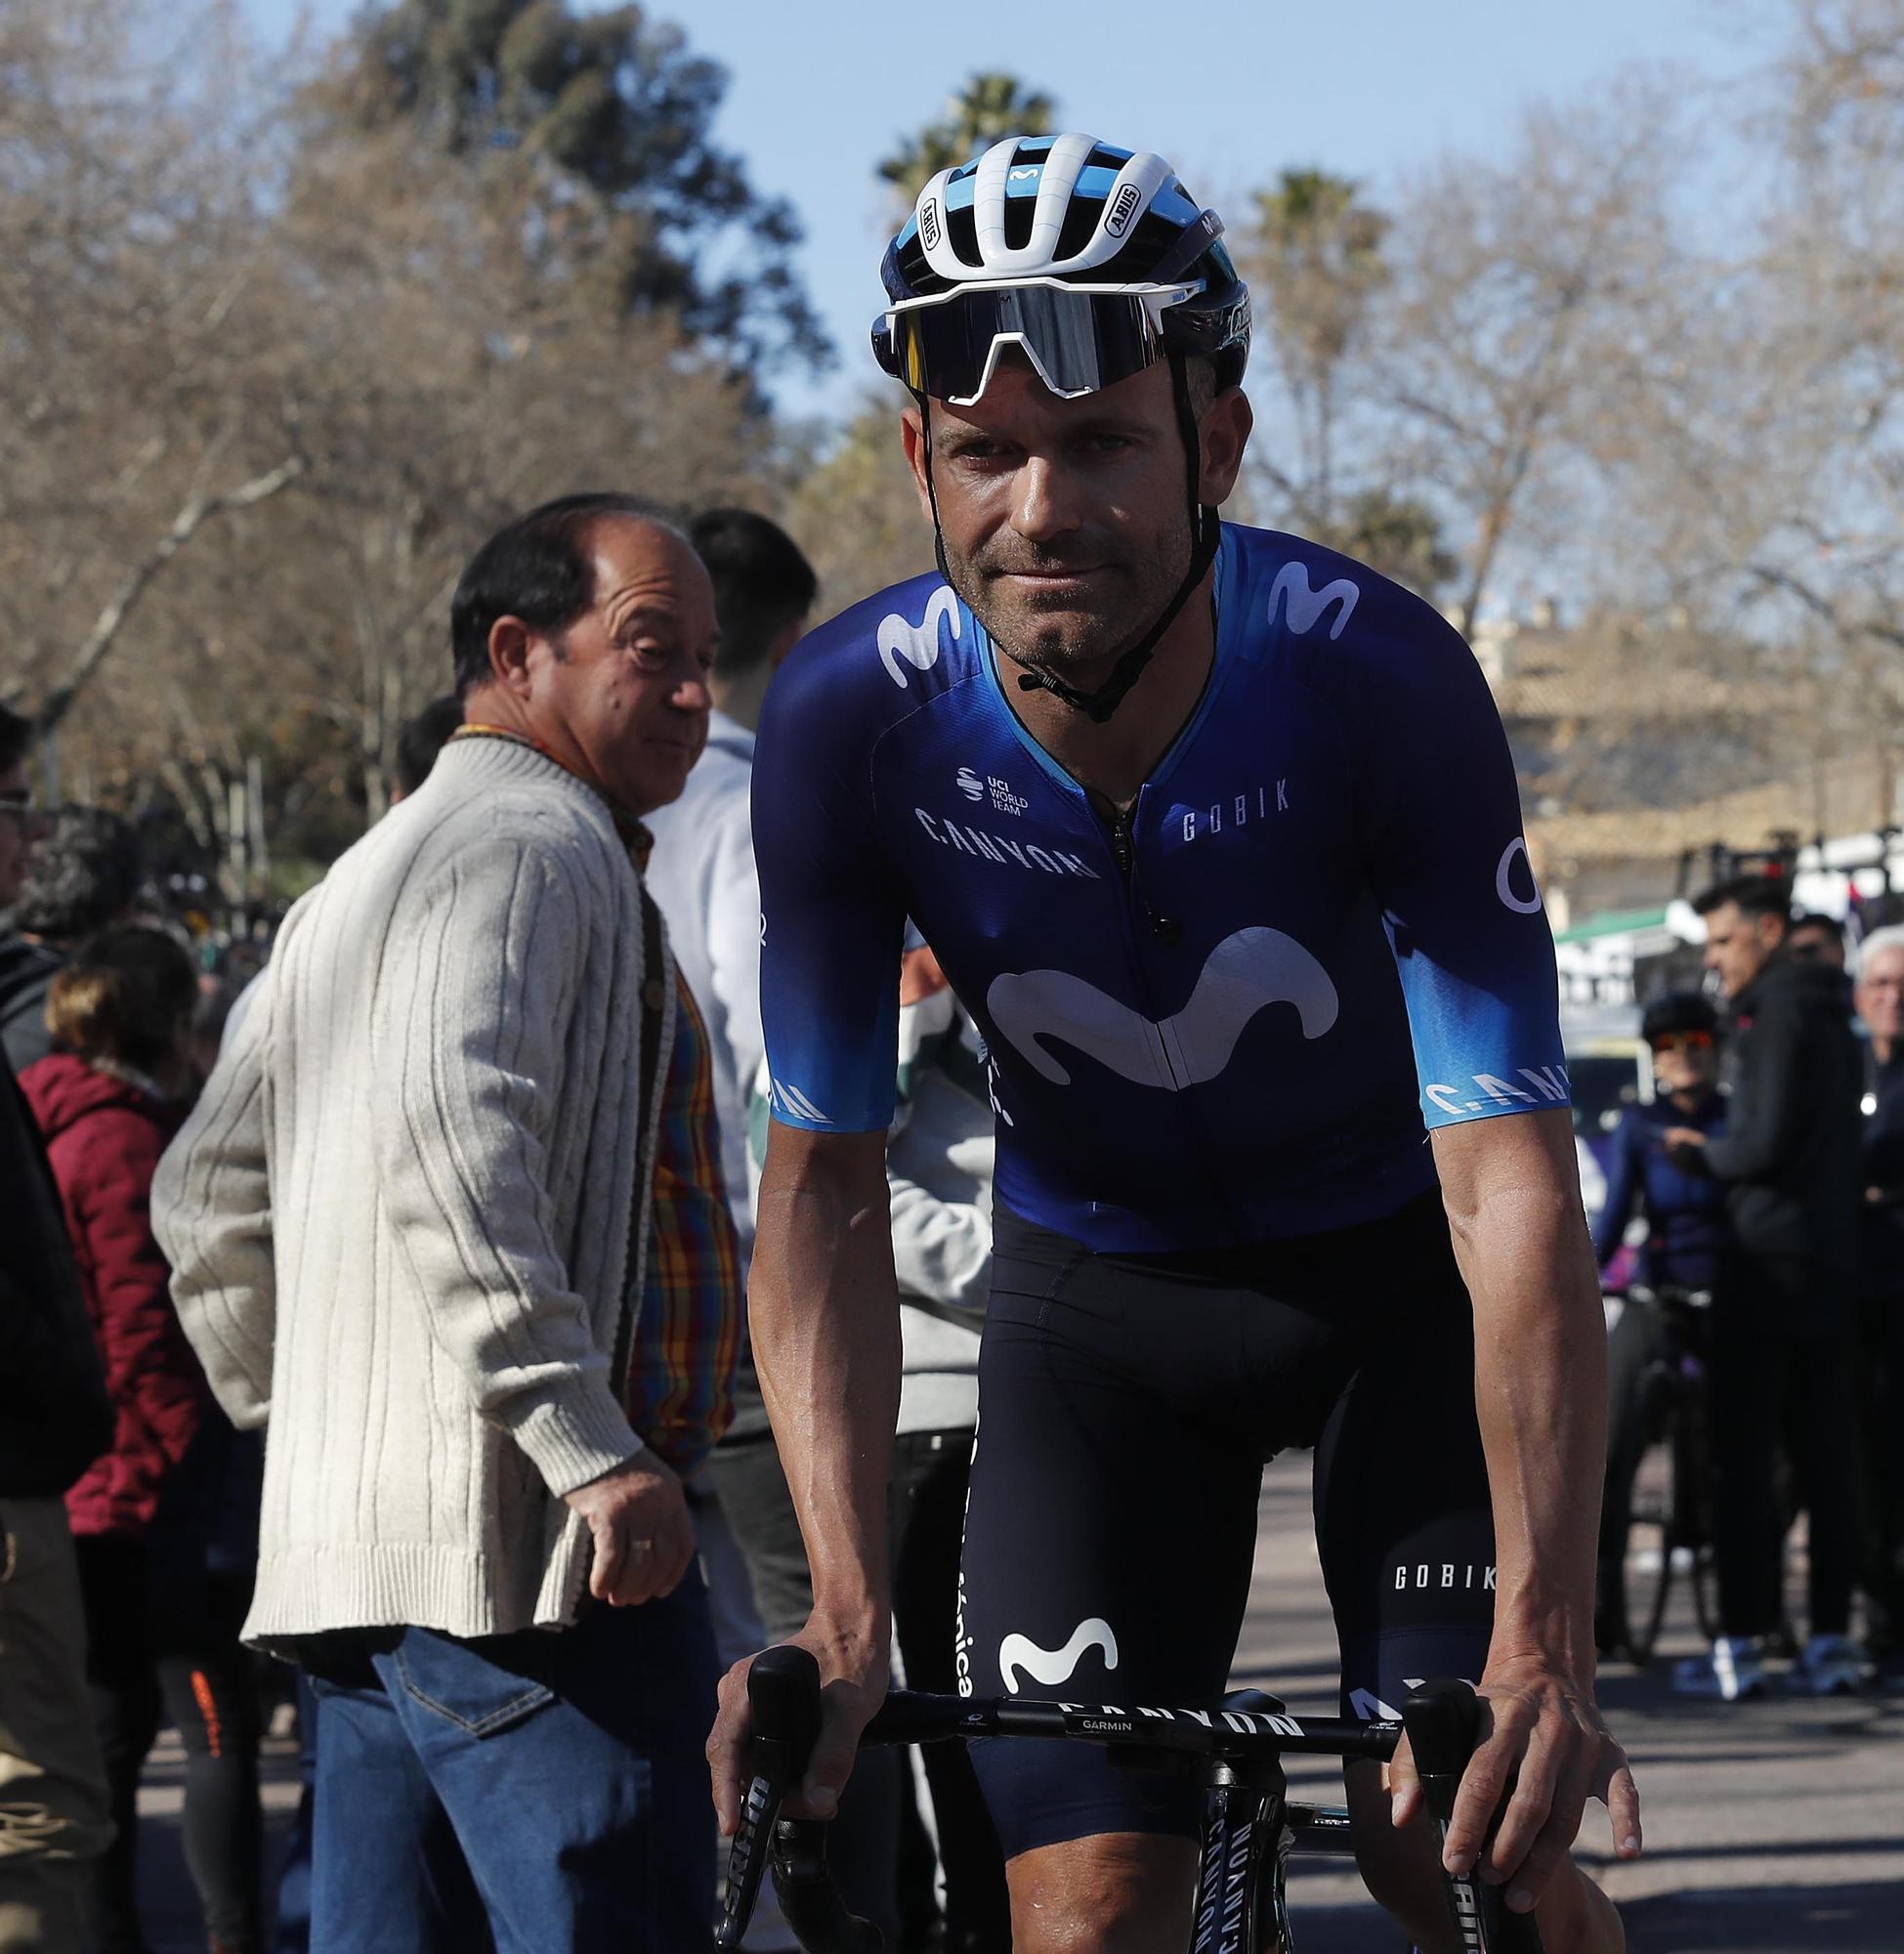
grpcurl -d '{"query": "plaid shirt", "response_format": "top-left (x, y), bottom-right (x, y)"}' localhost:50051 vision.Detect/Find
top-left (625, 952), bottom-right (742, 1475)
top-left (440, 746), bottom-right (740, 1476)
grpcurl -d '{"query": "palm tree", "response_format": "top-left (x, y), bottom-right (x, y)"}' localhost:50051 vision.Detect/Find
top-left (1244, 169), bottom-right (1390, 527)
top-left (878, 73), bottom-right (1057, 207)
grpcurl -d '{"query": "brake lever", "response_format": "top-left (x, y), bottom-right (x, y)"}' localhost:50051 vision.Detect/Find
top-left (715, 1647), bottom-right (824, 1950)
top-left (1404, 1678), bottom-right (1545, 1954)
top-left (771, 1817), bottom-right (883, 1953)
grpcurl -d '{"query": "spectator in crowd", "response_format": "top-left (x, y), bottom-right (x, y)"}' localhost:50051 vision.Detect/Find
top-left (644, 510), bottom-right (814, 1662)
top-left (1, 805), bottom-right (141, 1074)
top-left (1788, 912), bottom-right (1847, 970)
top-left (266, 689), bottom-right (465, 1954)
top-left (744, 938), bottom-right (1012, 1952)
top-left (0, 702), bottom-right (114, 1954)
top-left (1667, 875), bottom-right (1867, 1697)
top-left (21, 927), bottom-right (264, 1954)
top-left (1590, 992), bottom-right (1730, 1659)
top-left (154, 495), bottom-right (740, 1950)
top-left (645, 509), bottom-right (814, 1279)
top-left (642, 513), bottom-right (905, 1942)
top-left (1854, 924), bottom-right (1904, 1684)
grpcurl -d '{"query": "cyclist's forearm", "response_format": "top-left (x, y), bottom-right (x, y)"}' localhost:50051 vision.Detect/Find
top-left (750, 1128), bottom-right (902, 1649)
top-left (1434, 1112), bottom-right (1606, 1681)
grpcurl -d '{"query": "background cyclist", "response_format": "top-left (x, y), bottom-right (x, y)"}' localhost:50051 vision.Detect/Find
top-left (1590, 992), bottom-right (1728, 1659)
top-left (708, 133), bottom-right (1640, 1954)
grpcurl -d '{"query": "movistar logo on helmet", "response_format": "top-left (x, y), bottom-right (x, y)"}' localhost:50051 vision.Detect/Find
top-left (1105, 183), bottom-right (1142, 237)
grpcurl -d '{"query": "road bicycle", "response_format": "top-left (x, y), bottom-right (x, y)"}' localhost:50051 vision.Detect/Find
top-left (1602, 1283), bottom-right (1718, 1665)
top-left (715, 1645), bottom-right (1544, 1953)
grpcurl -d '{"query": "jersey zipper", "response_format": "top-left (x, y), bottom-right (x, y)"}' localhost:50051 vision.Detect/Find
top-left (1110, 803), bottom-right (1181, 944)
top-left (1099, 790), bottom-right (1192, 1094)
top-left (1100, 791), bottom-right (1241, 1240)
top-left (1111, 805), bottom-right (1134, 878)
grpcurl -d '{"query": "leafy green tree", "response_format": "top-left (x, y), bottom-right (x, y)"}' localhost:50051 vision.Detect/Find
top-left (315, 0), bottom-right (826, 370)
top-left (878, 72), bottom-right (1056, 207)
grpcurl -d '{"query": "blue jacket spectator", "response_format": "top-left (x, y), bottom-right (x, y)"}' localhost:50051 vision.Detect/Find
top-left (1591, 1096), bottom-right (1730, 1291)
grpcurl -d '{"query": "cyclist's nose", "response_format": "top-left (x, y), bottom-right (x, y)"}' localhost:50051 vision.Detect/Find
top-left (1009, 456), bottom-right (1083, 545)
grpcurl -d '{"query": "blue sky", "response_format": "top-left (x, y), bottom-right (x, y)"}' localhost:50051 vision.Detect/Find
top-left (248, 0), bottom-right (1768, 417)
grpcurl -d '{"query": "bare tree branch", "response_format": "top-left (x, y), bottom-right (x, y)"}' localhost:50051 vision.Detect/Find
top-left (31, 456), bottom-right (305, 735)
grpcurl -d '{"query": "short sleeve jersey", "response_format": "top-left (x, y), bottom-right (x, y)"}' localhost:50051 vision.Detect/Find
top-left (752, 523), bottom-right (1568, 1253)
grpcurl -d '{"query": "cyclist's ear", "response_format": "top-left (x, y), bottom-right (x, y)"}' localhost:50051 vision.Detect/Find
top-left (898, 405), bottom-right (937, 528)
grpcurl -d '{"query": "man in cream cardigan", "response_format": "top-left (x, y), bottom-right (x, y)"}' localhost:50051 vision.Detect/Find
top-left (155, 494), bottom-right (727, 1950)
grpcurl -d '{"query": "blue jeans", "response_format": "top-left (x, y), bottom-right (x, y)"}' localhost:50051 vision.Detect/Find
top-left (308, 1572), bottom-right (717, 1953)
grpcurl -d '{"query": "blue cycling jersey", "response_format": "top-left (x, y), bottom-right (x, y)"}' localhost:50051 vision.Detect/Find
top-left (752, 522), bottom-right (1569, 1253)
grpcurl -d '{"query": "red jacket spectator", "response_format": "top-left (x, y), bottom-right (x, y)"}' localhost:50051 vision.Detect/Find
top-left (21, 1051), bottom-right (203, 1536)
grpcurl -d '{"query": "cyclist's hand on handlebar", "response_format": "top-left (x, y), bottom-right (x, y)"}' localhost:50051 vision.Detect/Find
top-left (706, 1621), bottom-right (888, 1838)
top-left (1387, 1654), bottom-right (1641, 1914)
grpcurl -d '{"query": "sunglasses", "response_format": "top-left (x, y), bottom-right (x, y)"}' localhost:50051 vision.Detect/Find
top-left (872, 278), bottom-right (1206, 406)
top-left (1649, 1031), bottom-right (1714, 1054)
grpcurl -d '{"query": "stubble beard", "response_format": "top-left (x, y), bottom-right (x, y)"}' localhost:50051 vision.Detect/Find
top-left (944, 513), bottom-right (1196, 684)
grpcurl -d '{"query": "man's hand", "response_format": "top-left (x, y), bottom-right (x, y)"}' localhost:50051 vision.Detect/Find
top-left (562, 1450), bottom-right (694, 1606)
top-left (1661, 1127), bottom-right (1706, 1152)
top-left (707, 1621), bottom-right (889, 1837)
top-left (1387, 1655), bottom-right (1642, 1914)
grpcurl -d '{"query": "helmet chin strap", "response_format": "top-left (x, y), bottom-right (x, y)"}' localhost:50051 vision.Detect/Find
top-left (915, 349), bottom-right (1221, 727)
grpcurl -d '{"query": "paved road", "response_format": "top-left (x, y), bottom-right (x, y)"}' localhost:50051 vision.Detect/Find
top-left (1237, 1461), bottom-right (1904, 1953)
top-left (135, 1454), bottom-right (1903, 1951)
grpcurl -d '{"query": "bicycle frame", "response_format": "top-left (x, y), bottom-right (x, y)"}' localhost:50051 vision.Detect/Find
top-left (717, 1654), bottom-right (1545, 1954)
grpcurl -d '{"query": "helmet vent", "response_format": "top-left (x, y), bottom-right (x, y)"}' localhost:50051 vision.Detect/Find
top-left (1054, 194), bottom-right (1103, 265)
top-left (945, 197), bottom-right (985, 271)
top-left (1002, 185), bottom-right (1037, 253)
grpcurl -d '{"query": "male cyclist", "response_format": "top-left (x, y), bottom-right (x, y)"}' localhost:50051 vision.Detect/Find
top-left (708, 136), bottom-right (1638, 1953)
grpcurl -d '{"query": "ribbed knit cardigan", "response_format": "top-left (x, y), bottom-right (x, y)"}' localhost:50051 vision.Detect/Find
top-left (152, 736), bottom-right (675, 1642)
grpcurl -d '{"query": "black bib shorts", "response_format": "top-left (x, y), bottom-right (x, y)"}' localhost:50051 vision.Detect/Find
top-left (954, 1192), bottom-right (1499, 1859)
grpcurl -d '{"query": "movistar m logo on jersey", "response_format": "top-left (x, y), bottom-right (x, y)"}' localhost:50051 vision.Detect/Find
top-left (1268, 561), bottom-right (1360, 641)
top-left (879, 586), bottom-right (960, 688)
top-left (988, 927), bottom-right (1338, 1090)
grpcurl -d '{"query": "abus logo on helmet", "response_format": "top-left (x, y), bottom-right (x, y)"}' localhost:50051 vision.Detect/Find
top-left (920, 198), bottom-right (942, 251)
top-left (1105, 184), bottom-right (1143, 237)
top-left (955, 767), bottom-right (985, 803)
